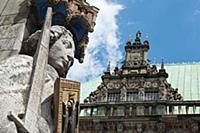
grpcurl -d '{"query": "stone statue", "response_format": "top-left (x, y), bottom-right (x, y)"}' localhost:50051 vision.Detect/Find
top-left (21, 26), bottom-right (75, 77)
top-left (0, 25), bottom-right (74, 133)
top-left (0, 0), bottom-right (99, 132)
top-left (138, 88), bottom-right (145, 100)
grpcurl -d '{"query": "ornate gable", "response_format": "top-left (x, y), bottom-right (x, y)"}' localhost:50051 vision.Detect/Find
top-left (84, 31), bottom-right (183, 103)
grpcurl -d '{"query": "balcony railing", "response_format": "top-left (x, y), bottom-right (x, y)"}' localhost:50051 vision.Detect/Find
top-left (80, 100), bottom-right (200, 117)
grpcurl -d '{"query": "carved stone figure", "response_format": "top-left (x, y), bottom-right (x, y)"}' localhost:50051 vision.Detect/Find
top-left (0, 26), bottom-right (74, 133)
top-left (120, 85), bottom-right (127, 101)
top-left (138, 88), bottom-right (145, 100)
top-left (135, 123), bottom-right (143, 133)
top-left (21, 26), bottom-right (75, 77)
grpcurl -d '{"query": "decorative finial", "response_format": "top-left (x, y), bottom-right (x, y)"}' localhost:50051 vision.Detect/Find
top-left (128, 36), bottom-right (131, 42)
top-left (107, 61), bottom-right (111, 72)
top-left (136, 31), bottom-right (141, 39)
top-left (144, 33), bottom-right (149, 45)
top-left (114, 62), bottom-right (119, 74)
top-left (161, 58), bottom-right (164, 69)
top-left (126, 36), bottom-right (131, 45)
top-left (145, 33), bottom-right (148, 40)
top-left (135, 31), bottom-right (142, 44)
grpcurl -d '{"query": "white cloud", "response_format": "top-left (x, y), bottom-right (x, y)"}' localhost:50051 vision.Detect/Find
top-left (67, 0), bottom-right (123, 82)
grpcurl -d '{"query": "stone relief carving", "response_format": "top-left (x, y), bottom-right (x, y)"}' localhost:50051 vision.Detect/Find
top-left (144, 81), bottom-right (152, 88)
top-left (138, 88), bottom-right (145, 100)
top-left (135, 123), bottom-right (144, 133)
top-left (152, 82), bottom-right (158, 88)
top-left (120, 85), bottom-right (126, 101)
top-left (106, 82), bottom-right (121, 89)
top-left (127, 82), bottom-right (139, 89)
top-left (116, 123), bottom-right (124, 132)
top-left (156, 123), bottom-right (165, 132)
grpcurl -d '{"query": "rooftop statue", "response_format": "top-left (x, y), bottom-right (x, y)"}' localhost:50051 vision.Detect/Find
top-left (0, 0), bottom-right (99, 132)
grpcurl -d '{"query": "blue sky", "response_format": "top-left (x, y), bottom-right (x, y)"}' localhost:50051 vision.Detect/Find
top-left (117, 0), bottom-right (200, 63)
top-left (68, 0), bottom-right (200, 82)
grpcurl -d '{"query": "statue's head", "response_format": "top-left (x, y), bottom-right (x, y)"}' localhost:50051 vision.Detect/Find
top-left (48, 26), bottom-right (75, 77)
top-left (21, 26), bottom-right (75, 77)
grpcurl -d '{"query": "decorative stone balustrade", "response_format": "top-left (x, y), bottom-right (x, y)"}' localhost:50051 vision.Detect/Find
top-left (80, 100), bottom-right (200, 117)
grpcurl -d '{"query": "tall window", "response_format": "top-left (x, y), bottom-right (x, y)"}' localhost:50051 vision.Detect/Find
top-left (114, 106), bottom-right (125, 116)
top-left (145, 91), bottom-right (159, 100)
top-left (127, 92), bottom-right (138, 101)
top-left (108, 92), bottom-right (120, 102)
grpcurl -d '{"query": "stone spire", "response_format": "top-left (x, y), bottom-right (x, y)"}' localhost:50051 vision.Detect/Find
top-left (126, 36), bottom-right (131, 45)
top-left (107, 61), bottom-right (111, 72)
top-left (123, 31), bottom-right (150, 69)
top-left (135, 31), bottom-right (141, 44)
top-left (144, 33), bottom-right (149, 45)
top-left (161, 58), bottom-right (164, 69)
top-left (114, 62), bottom-right (119, 74)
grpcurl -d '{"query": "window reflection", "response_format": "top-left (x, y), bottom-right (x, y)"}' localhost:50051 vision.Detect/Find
top-left (108, 92), bottom-right (120, 102)
top-left (127, 92), bottom-right (138, 101)
top-left (80, 108), bottom-right (91, 116)
top-left (145, 91), bottom-right (159, 100)
top-left (156, 105), bottom-right (165, 115)
top-left (136, 106), bottom-right (145, 115)
top-left (93, 107), bottom-right (106, 116)
top-left (114, 106), bottom-right (125, 116)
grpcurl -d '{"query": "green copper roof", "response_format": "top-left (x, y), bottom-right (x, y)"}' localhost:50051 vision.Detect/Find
top-left (80, 62), bottom-right (200, 102)
top-left (163, 63), bottom-right (200, 100)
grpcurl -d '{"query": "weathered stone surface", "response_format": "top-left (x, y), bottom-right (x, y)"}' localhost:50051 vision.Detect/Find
top-left (0, 38), bottom-right (15, 49)
top-left (0, 50), bottom-right (18, 60)
top-left (0, 23), bottom-right (24, 39)
top-left (0, 0), bottom-right (9, 15)
top-left (0, 55), bottom-right (58, 133)
top-left (0, 122), bottom-right (18, 133)
top-left (1, 0), bottom-right (29, 16)
top-left (0, 23), bottom-right (26, 60)
top-left (0, 13), bottom-right (27, 26)
top-left (0, 0), bottom-right (29, 61)
top-left (0, 55), bottom-right (31, 133)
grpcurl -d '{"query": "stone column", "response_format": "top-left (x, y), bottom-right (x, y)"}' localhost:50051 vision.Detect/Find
top-left (110, 106), bottom-right (114, 116)
top-left (178, 106), bottom-right (182, 114)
